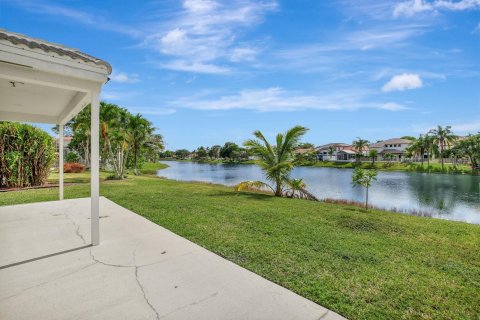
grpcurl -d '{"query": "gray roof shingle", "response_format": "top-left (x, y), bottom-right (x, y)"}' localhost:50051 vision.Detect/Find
top-left (0, 29), bottom-right (112, 74)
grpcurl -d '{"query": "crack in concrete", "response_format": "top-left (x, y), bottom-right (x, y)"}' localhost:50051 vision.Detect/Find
top-left (135, 266), bottom-right (160, 320)
top-left (133, 242), bottom-right (160, 320)
top-left (60, 206), bottom-right (87, 245)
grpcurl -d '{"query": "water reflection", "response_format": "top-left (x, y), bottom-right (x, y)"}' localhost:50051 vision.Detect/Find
top-left (158, 161), bottom-right (480, 224)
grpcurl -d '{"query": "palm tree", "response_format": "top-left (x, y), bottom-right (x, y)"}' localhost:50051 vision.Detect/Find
top-left (428, 125), bottom-right (457, 170)
top-left (406, 135), bottom-right (425, 166)
top-left (328, 145), bottom-right (335, 160)
top-left (128, 114), bottom-right (154, 175)
top-left (237, 126), bottom-right (309, 197)
top-left (368, 149), bottom-right (378, 164)
top-left (352, 137), bottom-right (370, 162)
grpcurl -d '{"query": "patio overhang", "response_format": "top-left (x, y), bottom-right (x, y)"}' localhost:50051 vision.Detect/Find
top-left (0, 29), bottom-right (112, 246)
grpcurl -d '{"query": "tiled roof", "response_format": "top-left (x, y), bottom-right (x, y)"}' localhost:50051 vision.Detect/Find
top-left (315, 143), bottom-right (350, 150)
top-left (370, 138), bottom-right (412, 148)
top-left (0, 29), bottom-right (112, 74)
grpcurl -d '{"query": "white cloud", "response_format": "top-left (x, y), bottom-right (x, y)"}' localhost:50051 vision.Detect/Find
top-left (230, 47), bottom-right (258, 62)
top-left (146, 0), bottom-right (277, 73)
top-left (11, 0), bottom-right (140, 37)
top-left (394, 0), bottom-right (480, 17)
top-left (110, 71), bottom-right (140, 83)
top-left (159, 60), bottom-right (231, 74)
top-left (169, 87), bottom-right (407, 112)
top-left (380, 102), bottom-right (408, 111)
top-left (382, 73), bottom-right (423, 92)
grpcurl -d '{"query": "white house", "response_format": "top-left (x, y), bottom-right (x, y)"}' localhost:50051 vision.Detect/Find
top-left (369, 138), bottom-right (413, 161)
top-left (315, 143), bottom-right (351, 161)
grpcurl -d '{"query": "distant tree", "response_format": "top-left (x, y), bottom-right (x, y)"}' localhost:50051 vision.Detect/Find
top-left (368, 149), bottom-right (378, 164)
top-left (209, 145), bottom-right (221, 159)
top-left (383, 152), bottom-right (394, 165)
top-left (406, 134), bottom-right (427, 166)
top-left (195, 146), bottom-right (208, 159)
top-left (160, 150), bottom-right (175, 158)
top-left (351, 168), bottom-right (378, 210)
top-left (352, 137), bottom-right (370, 162)
top-left (452, 133), bottom-right (480, 172)
top-left (328, 146), bottom-right (335, 159)
top-left (175, 149), bottom-right (190, 159)
top-left (220, 142), bottom-right (239, 158)
top-left (428, 125), bottom-right (457, 170)
top-left (401, 136), bottom-right (416, 141)
top-left (297, 142), bottom-right (315, 149)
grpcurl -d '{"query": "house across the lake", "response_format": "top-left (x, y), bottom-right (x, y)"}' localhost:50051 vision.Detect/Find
top-left (315, 143), bottom-right (356, 161)
top-left (369, 138), bottom-right (413, 161)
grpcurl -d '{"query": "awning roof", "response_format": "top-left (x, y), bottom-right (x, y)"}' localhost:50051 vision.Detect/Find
top-left (0, 29), bottom-right (111, 125)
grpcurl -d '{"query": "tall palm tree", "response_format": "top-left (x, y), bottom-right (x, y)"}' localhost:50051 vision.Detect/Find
top-left (238, 126), bottom-right (308, 197)
top-left (328, 145), bottom-right (335, 159)
top-left (128, 114), bottom-right (154, 175)
top-left (407, 135), bottom-right (426, 166)
top-left (352, 137), bottom-right (370, 162)
top-left (428, 125), bottom-right (457, 170)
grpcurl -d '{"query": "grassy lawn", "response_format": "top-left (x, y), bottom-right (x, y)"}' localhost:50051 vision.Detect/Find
top-left (47, 162), bottom-right (169, 184)
top-left (1, 174), bottom-right (479, 319)
top-left (308, 161), bottom-right (473, 174)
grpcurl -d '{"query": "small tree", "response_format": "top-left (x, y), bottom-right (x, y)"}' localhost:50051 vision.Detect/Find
top-left (351, 168), bottom-right (378, 210)
top-left (368, 149), bottom-right (378, 164)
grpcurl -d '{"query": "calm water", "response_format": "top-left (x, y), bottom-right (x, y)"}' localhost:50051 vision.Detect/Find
top-left (158, 161), bottom-right (480, 224)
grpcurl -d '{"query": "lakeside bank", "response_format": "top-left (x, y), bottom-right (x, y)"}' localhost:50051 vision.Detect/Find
top-left (1, 168), bottom-right (479, 319)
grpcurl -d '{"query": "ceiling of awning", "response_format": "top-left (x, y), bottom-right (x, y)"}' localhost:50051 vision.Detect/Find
top-left (0, 29), bottom-right (111, 125)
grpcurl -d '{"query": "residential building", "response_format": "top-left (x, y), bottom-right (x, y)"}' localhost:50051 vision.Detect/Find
top-left (369, 138), bottom-right (413, 161)
top-left (315, 143), bottom-right (353, 161)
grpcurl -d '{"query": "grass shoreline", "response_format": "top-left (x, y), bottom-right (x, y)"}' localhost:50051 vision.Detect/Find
top-left (160, 158), bottom-right (476, 175)
top-left (1, 169), bottom-right (479, 319)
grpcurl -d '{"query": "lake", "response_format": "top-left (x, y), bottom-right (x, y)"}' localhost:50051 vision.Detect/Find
top-left (157, 161), bottom-right (480, 224)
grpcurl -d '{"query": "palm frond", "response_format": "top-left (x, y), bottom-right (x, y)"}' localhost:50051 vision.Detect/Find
top-left (236, 180), bottom-right (274, 193)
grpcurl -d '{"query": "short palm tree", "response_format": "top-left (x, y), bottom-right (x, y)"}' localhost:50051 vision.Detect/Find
top-left (428, 125), bottom-right (457, 170)
top-left (352, 137), bottom-right (369, 161)
top-left (236, 126), bottom-right (314, 199)
top-left (407, 135), bottom-right (426, 166)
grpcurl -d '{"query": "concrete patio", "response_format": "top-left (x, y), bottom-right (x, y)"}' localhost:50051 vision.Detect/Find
top-left (0, 197), bottom-right (345, 320)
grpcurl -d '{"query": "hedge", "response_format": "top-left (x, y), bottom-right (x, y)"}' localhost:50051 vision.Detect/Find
top-left (0, 122), bottom-right (55, 188)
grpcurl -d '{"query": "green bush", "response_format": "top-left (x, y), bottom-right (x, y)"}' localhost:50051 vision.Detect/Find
top-left (66, 151), bottom-right (80, 163)
top-left (0, 122), bottom-right (55, 188)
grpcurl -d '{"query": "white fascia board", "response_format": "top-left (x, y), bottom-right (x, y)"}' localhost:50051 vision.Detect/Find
top-left (0, 44), bottom-right (109, 84)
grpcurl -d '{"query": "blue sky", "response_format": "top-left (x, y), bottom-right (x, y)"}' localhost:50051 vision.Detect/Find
top-left (2, 0), bottom-right (479, 150)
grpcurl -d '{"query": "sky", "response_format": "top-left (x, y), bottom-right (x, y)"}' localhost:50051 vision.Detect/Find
top-left (1, 0), bottom-right (479, 150)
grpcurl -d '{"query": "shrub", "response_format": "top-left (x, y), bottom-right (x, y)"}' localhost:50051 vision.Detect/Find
top-left (63, 162), bottom-right (85, 173)
top-left (0, 122), bottom-right (55, 188)
top-left (66, 151), bottom-right (80, 163)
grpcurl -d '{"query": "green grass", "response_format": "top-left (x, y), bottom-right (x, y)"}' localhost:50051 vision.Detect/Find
top-left (46, 162), bottom-right (169, 184)
top-left (307, 161), bottom-right (473, 174)
top-left (2, 175), bottom-right (479, 319)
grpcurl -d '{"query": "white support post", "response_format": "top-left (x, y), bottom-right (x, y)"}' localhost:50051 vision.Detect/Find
top-left (91, 92), bottom-right (100, 246)
top-left (59, 125), bottom-right (64, 200)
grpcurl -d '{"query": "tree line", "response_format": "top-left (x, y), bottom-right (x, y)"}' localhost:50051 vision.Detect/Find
top-left (60, 102), bottom-right (164, 179)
